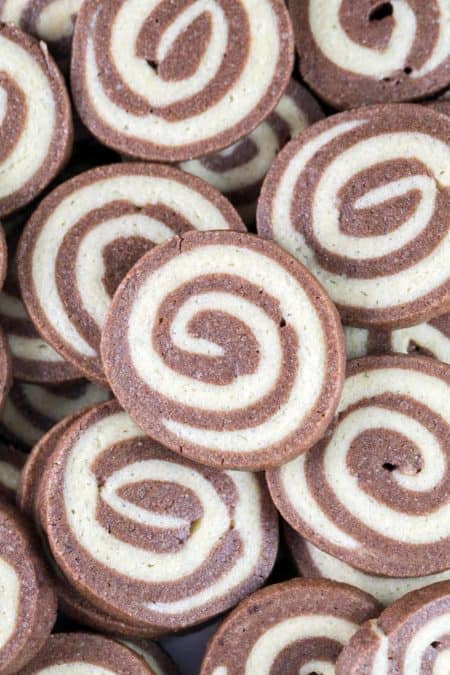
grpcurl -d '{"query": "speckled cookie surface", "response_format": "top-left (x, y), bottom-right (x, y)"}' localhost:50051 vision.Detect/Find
top-left (267, 355), bottom-right (450, 577)
top-left (0, 502), bottom-right (56, 675)
top-left (0, 23), bottom-right (72, 216)
top-left (71, 0), bottom-right (294, 161)
top-left (0, 440), bottom-right (25, 502)
top-left (258, 104), bottom-right (450, 328)
top-left (200, 579), bottom-right (380, 675)
top-left (101, 230), bottom-right (345, 470)
top-left (17, 162), bottom-right (245, 385)
top-left (289, 0), bottom-right (450, 109)
top-left (40, 400), bottom-right (279, 632)
top-left (336, 581), bottom-right (450, 674)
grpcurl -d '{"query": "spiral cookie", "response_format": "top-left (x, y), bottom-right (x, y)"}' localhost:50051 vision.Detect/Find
top-left (18, 163), bottom-right (245, 384)
top-left (285, 526), bottom-right (450, 607)
top-left (0, 441), bottom-right (25, 502)
top-left (200, 579), bottom-right (380, 675)
top-left (180, 80), bottom-right (323, 225)
top-left (267, 355), bottom-right (450, 577)
top-left (336, 581), bottom-right (450, 674)
top-left (71, 0), bottom-right (294, 162)
top-left (102, 230), bottom-right (345, 470)
top-left (0, 379), bottom-right (110, 448)
top-left (258, 104), bottom-right (450, 328)
top-left (288, 0), bottom-right (450, 109)
top-left (0, 24), bottom-right (72, 217)
top-left (19, 633), bottom-right (160, 674)
top-left (345, 314), bottom-right (450, 363)
top-left (0, 502), bottom-right (56, 675)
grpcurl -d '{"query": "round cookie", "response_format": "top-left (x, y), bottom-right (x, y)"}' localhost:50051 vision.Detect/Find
top-left (285, 525), bottom-right (450, 607)
top-left (258, 104), bottom-right (450, 328)
top-left (0, 441), bottom-right (25, 502)
top-left (101, 230), bottom-right (345, 470)
top-left (289, 0), bottom-right (450, 110)
top-left (267, 354), bottom-right (450, 577)
top-left (0, 23), bottom-right (72, 217)
top-left (336, 581), bottom-right (450, 674)
top-left (17, 163), bottom-right (245, 385)
top-left (345, 314), bottom-right (450, 363)
top-left (200, 578), bottom-right (381, 674)
top-left (0, 379), bottom-right (110, 449)
top-left (0, 502), bottom-right (56, 675)
top-left (19, 633), bottom-right (160, 674)
top-left (40, 399), bottom-right (279, 632)
top-left (71, 0), bottom-right (294, 162)
top-left (180, 80), bottom-right (323, 225)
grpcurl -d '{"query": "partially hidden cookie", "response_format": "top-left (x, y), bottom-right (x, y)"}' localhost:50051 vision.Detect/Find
top-left (124, 641), bottom-right (179, 675)
top-left (40, 400), bottom-right (279, 633)
top-left (0, 23), bottom-right (72, 216)
top-left (200, 578), bottom-right (381, 675)
top-left (0, 224), bottom-right (7, 290)
top-left (0, 440), bottom-right (25, 502)
top-left (180, 80), bottom-right (323, 225)
top-left (71, 0), bottom-right (294, 162)
top-left (0, 378), bottom-right (110, 448)
top-left (285, 525), bottom-right (450, 607)
top-left (17, 163), bottom-right (245, 385)
top-left (258, 104), bottom-right (450, 328)
top-left (101, 230), bottom-right (345, 470)
top-left (0, 325), bottom-right (12, 409)
top-left (336, 581), bottom-right (450, 674)
top-left (267, 355), bottom-right (450, 577)
top-left (289, 0), bottom-right (450, 109)
top-left (427, 89), bottom-right (450, 116)
top-left (345, 314), bottom-right (450, 363)
top-left (19, 633), bottom-right (161, 674)
top-left (0, 502), bottom-right (56, 675)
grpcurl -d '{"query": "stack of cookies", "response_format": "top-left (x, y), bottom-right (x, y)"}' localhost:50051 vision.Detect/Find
top-left (0, 1), bottom-right (448, 673)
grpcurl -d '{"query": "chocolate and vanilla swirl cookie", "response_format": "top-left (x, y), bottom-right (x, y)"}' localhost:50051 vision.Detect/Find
top-left (180, 80), bottom-right (323, 225)
top-left (345, 314), bottom-right (450, 363)
top-left (71, 0), bottom-right (294, 162)
top-left (0, 502), bottom-right (56, 674)
top-left (285, 526), bottom-right (450, 607)
top-left (0, 24), bottom-right (72, 217)
top-left (0, 441), bottom-right (25, 502)
top-left (40, 400), bottom-right (279, 632)
top-left (258, 104), bottom-right (450, 328)
top-left (200, 579), bottom-right (381, 675)
top-left (17, 163), bottom-right (245, 384)
top-left (267, 355), bottom-right (450, 577)
top-left (101, 230), bottom-right (345, 470)
top-left (288, 0), bottom-right (450, 109)
top-left (336, 581), bottom-right (450, 674)
top-left (0, 379), bottom-right (110, 448)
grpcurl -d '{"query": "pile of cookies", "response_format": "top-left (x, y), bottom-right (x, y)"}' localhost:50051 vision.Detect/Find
top-left (0, 1), bottom-right (448, 673)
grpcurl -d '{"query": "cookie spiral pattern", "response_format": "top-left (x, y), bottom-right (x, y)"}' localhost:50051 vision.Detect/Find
top-left (267, 355), bottom-right (450, 577)
top-left (40, 400), bottom-right (279, 631)
top-left (0, 441), bottom-right (25, 502)
top-left (18, 163), bottom-right (245, 384)
top-left (101, 230), bottom-right (345, 470)
top-left (0, 24), bottom-right (72, 217)
top-left (289, 0), bottom-right (450, 109)
top-left (258, 104), bottom-right (450, 328)
top-left (180, 80), bottom-right (323, 225)
top-left (0, 502), bottom-right (56, 675)
top-left (71, 0), bottom-right (294, 162)
top-left (200, 579), bottom-right (380, 675)
top-left (336, 581), bottom-right (450, 675)
top-left (285, 526), bottom-right (450, 607)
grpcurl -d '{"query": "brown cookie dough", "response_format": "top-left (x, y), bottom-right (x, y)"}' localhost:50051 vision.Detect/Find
top-left (17, 162), bottom-right (245, 385)
top-left (0, 23), bottom-right (72, 216)
top-left (258, 103), bottom-right (450, 328)
top-left (0, 502), bottom-right (56, 674)
top-left (71, 0), bottom-right (294, 161)
top-left (101, 230), bottom-right (345, 470)
top-left (124, 641), bottom-right (179, 675)
top-left (200, 578), bottom-right (381, 675)
top-left (0, 440), bottom-right (25, 502)
top-left (289, 0), bottom-right (450, 109)
top-left (0, 325), bottom-right (12, 410)
top-left (40, 399), bottom-right (279, 633)
top-left (267, 355), bottom-right (450, 577)
top-left (336, 581), bottom-right (450, 674)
